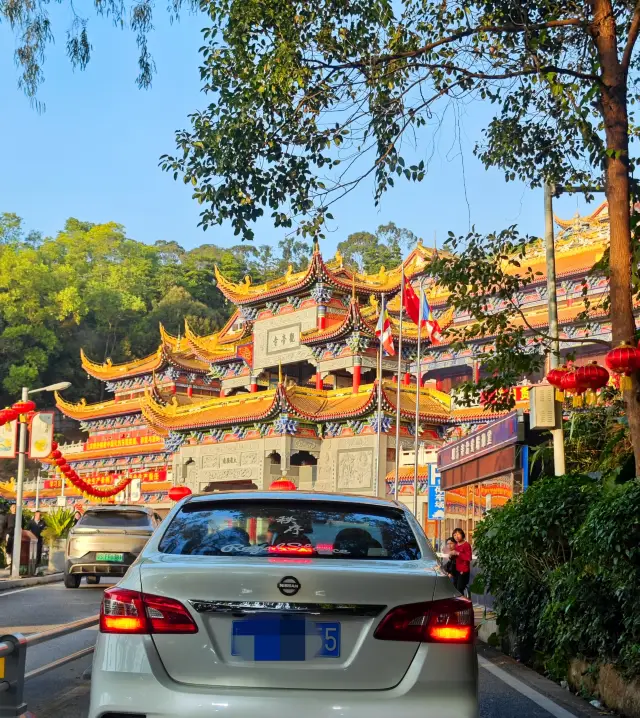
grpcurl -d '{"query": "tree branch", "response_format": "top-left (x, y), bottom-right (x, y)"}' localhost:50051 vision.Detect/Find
top-left (305, 19), bottom-right (584, 71)
top-left (622, 1), bottom-right (640, 72)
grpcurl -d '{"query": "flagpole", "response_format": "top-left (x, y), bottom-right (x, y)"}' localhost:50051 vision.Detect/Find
top-left (394, 269), bottom-right (405, 501)
top-left (413, 278), bottom-right (424, 518)
top-left (374, 295), bottom-right (385, 497)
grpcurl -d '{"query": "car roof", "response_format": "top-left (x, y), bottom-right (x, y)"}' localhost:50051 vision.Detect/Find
top-left (184, 490), bottom-right (403, 509)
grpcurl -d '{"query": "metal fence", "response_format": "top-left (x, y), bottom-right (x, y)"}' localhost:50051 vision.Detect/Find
top-left (0, 614), bottom-right (98, 717)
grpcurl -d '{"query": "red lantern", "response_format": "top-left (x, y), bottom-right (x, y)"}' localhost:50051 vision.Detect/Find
top-left (605, 341), bottom-right (640, 391)
top-left (0, 408), bottom-right (18, 424)
top-left (269, 478), bottom-right (297, 491)
top-left (12, 400), bottom-right (36, 414)
top-left (168, 486), bottom-right (192, 502)
top-left (546, 365), bottom-right (568, 401)
top-left (51, 441), bottom-right (58, 451)
top-left (560, 370), bottom-right (586, 407)
top-left (50, 449), bottom-right (62, 460)
top-left (55, 457), bottom-right (67, 468)
top-left (575, 362), bottom-right (610, 404)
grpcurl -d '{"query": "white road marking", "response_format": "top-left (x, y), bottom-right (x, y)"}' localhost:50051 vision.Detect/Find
top-left (0, 586), bottom-right (39, 597)
top-left (479, 656), bottom-right (578, 718)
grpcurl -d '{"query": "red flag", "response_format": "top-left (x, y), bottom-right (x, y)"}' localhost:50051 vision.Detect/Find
top-left (402, 276), bottom-right (421, 325)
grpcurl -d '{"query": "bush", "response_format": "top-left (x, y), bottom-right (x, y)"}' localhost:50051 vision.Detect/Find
top-left (42, 508), bottom-right (75, 544)
top-left (474, 475), bottom-right (640, 678)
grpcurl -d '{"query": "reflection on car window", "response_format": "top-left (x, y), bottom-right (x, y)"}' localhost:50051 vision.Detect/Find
top-left (158, 500), bottom-right (421, 561)
top-left (78, 511), bottom-right (152, 528)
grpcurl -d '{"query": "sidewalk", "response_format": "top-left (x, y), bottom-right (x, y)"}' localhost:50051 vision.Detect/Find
top-left (0, 568), bottom-right (63, 592)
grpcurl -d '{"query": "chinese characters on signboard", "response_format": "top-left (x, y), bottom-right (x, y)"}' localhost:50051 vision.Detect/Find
top-left (427, 464), bottom-right (445, 520)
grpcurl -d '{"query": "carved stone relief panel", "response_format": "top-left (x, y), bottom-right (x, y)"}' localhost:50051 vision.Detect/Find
top-left (336, 448), bottom-right (373, 491)
top-left (202, 455), bottom-right (220, 469)
top-left (315, 440), bottom-right (334, 492)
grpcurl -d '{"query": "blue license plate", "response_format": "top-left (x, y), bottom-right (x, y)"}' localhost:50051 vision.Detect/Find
top-left (231, 616), bottom-right (340, 661)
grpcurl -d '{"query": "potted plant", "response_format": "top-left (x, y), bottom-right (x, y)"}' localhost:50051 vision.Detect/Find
top-left (43, 508), bottom-right (75, 574)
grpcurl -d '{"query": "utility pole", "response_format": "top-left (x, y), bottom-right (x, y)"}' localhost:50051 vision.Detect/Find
top-left (544, 184), bottom-right (566, 476)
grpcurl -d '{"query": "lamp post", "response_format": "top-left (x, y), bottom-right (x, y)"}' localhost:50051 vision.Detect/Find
top-left (11, 381), bottom-right (71, 578)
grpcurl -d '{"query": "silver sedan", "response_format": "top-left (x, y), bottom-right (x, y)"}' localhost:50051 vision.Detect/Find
top-left (89, 490), bottom-right (478, 717)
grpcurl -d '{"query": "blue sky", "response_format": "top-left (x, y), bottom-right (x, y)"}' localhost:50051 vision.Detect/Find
top-left (0, 7), bottom-right (601, 254)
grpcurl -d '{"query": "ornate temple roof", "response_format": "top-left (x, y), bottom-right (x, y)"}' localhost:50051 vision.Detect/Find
top-left (55, 393), bottom-right (144, 420)
top-left (214, 242), bottom-right (436, 306)
top-left (80, 325), bottom-right (212, 381)
top-left (139, 380), bottom-right (451, 435)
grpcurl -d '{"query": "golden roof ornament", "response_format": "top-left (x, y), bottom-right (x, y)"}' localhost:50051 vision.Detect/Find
top-left (369, 294), bottom-right (379, 313)
top-left (285, 264), bottom-right (294, 282)
top-left (378, 265), bottom-right (387, 282)
top-left (335, 249), bottom-right (343, 268)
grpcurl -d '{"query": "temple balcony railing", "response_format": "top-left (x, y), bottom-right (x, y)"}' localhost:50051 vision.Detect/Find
top-left (57, 441), bottom-right (85, 454)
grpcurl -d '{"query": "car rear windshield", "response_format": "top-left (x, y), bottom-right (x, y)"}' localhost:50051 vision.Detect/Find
top-left (158, 499), bottom-right (421, 560)
top-left (78, 510), bottom-right (151, 528)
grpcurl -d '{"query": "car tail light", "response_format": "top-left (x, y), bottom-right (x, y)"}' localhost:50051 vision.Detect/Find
top-left (374, 598), bottom-right (473, 644)
top-left (268, 544), bottom-right (315, 556)
top-left (100, 587), bottom-right (198, 634)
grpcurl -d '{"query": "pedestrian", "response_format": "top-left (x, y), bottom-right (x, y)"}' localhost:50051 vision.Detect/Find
top-left (28, 510), bottom-right (46, 566)
top-left (5, 504), bottom-right (17, 569)
top-left (443, 537), bottom-right (459, 585)
top-left (73, 510), bottom-right (83, 525)
top-left (449, 527), bottom-right (472, 596)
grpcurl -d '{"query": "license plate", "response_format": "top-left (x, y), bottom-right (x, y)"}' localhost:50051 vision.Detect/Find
top-left (231, 616), bottom-right (340, 661)
top-left (96, 552), bottom-right (123, 562)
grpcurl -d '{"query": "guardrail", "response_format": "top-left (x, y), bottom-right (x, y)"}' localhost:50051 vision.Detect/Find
top-left (0, 614), bottom-right (98, 716)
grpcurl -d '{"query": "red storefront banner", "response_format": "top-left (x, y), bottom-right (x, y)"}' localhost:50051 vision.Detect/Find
top-left (85, 434), bottom-right (163, 451)
top-left (44, 468), bottom-right (167, 490)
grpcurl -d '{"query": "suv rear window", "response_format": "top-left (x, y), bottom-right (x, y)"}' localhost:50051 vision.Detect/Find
top-left (158, 500), bottom-right (421, 561)
top-left (78, 510), bottom-right (151, 528)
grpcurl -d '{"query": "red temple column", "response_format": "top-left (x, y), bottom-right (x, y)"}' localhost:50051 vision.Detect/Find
top-left (352, 362), bottom-right (362, 394)
top-left (403, 372), bottom-right (411, 386)
top-left (435, 378), bottom-right (443, 391)
top-left (318, 305), bottom-right (327, 330)
top-left (316, 371), bottom-right (323, 390)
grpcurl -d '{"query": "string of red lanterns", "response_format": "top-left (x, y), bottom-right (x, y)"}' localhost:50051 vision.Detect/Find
top-left (47, 441), bottom-right (136, 499)
top-left (545, 340), bottom-right (640, 406)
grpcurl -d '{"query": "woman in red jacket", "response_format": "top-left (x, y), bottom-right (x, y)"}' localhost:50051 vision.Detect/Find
top-left (449, 528), bottom-right (472, 595)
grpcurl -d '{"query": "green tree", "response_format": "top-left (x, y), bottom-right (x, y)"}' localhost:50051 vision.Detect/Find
top-left (338, 223), bottom-right (419, 272)
top-left (160, 0), bottom-right (640, 471)
top-left (2, 1), bottom-right (197, 101)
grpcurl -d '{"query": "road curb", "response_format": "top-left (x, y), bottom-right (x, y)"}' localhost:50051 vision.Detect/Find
top-left (0, 573), bottom-right (63, 592)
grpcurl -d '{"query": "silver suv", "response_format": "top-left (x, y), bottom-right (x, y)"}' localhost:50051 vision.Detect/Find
top-left (64, 505), bottom-right (161, 588)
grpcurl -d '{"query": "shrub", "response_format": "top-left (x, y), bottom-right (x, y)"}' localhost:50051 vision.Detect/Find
top-left (474, 474), bottom-right (639, 677)
top-left (42, 508), bottom-right (75, 544)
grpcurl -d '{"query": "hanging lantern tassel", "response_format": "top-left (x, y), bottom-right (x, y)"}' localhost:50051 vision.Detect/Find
top-left (605, 342), bottom-right (640, 393)
top-left (573, 391), bottom-right (584, 408)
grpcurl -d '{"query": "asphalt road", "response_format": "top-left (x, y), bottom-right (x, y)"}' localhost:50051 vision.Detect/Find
top-left (0, 582), bottom-right (611, 718)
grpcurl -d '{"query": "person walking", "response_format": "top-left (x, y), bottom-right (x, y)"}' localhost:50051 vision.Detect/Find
top-left (449, 527), bottom-right (472, 596)
top-left (28, 510), bottom-right (46, 566)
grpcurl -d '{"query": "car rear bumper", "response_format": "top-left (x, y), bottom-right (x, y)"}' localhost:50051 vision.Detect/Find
top-left (66, 554), bottom-right (135, 576)
top-left (89, 635), bottom-right (478, 718)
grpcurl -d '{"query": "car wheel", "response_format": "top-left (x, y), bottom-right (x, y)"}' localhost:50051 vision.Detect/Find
top-left (86, 575), bottom-right (101, 585)
top-left (64, 572), bottom-right (81, 589)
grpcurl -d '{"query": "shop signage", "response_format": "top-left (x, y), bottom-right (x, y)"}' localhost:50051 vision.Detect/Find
top-left (427, 464), bottom-right (445, 520)
top-left (438, 411), bottom-right (523, 472)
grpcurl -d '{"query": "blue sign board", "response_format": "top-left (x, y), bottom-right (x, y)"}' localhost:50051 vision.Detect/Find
top-left (427, 464), bottom-right (445, 520)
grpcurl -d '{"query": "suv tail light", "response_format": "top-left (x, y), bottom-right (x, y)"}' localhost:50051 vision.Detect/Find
top-left (374, 598), bottom-right (473, 644)
top-left (100, 587), bottom-right (198, 635)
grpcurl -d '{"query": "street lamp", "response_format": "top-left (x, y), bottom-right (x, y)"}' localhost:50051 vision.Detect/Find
top-left (10, 381), bottom-right (71, 578)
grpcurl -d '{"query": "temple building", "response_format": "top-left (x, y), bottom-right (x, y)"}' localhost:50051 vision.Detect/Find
top-left (16, 203), bottom-right (614, 528)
